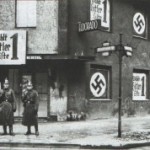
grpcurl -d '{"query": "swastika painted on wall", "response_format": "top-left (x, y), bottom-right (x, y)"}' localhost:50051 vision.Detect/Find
top-left (90, 72), bottom-right (106, 97)
top-left (133, 12), bottom-right (146, 35)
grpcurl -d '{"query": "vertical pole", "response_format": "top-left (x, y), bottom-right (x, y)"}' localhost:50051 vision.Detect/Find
top-left (118, 34), bottom-right (122, 138)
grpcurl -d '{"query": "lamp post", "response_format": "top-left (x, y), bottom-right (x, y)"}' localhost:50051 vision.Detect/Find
top-left (96, 34), bottom-right (133, 138)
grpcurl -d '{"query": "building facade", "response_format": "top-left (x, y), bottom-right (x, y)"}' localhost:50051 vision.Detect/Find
top-left (1, 0), bottom-right (150, 121)
top-left (68, 0), bottom-right (150, 119)
top-left (0, 0), bottom-right (70, 120)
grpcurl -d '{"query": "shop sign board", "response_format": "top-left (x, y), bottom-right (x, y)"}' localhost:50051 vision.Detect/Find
top-left (78, 20), bottom-right (101, 32)
top-left (0, 30), bottom-right (26, 65)
top-left (27, 55), bottom-right (42, 60)
top-left (133, 73), bottom-right (147, 100)
top-left (133, 12), bottom-right (146, 38)
top-left (90, 0), bottom-right (110, 31)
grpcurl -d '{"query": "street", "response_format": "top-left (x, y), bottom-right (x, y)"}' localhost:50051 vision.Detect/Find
top-left (0, 116), bottom-right (150, 149)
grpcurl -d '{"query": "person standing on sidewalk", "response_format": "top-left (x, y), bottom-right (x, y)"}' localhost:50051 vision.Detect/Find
top-left (0, 78), bottom-right (16, 136)
top-left (22, 81), bottom-right (39, 136)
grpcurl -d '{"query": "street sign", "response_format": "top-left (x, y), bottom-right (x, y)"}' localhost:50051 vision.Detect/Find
top-left (78, 20), bottom-right (101, 32)
top-left (96, 46), bottom-right (115, 53)
top-left (124, 46), bottom-right (133, 57)
top-left (96, 44), bottom-right (132, 57)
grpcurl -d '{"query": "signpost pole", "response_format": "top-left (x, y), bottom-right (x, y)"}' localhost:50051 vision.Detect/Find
top-left (96, 34), bottom-right (133, 138)
top-left (118, 34), bottom-right (123, 138)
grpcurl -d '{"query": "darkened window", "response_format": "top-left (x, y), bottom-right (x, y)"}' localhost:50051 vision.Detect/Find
top-left (132, 69), bottom-right (149, 101)
top-left (132, 3), bottom-right (149, 39)
top-left (132, 4), bottom-right (148, 38)
top-left (16, 0), bottom-right (37, 27)
top-left (89, 64), bottom-right (111, 100)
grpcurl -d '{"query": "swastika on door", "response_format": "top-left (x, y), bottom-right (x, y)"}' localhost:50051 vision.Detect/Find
top-left (90, 72), bottom-right (106, 97)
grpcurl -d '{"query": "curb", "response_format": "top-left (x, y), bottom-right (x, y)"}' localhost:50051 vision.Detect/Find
top-left (1, 142), bottom-right (150, 149)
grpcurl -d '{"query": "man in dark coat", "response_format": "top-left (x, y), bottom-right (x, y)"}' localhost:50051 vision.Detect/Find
top-left (0, 78), bottom-right (16, 135)
top-left (22, 81), bottom-right (39, 136)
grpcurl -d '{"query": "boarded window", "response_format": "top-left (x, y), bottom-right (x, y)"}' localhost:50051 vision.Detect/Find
top-left (16, 0), bottom-right (36, 27)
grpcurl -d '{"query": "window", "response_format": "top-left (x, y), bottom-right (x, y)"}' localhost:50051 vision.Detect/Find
top-left (89, 64), bottom-right (111, 100)
top-left (132, 70), bottom-right (149, 101)
top-left (133, 11), bottom-right (147, 39)
top-left (90, 0), bottom-right (111, 31)
top-left (132, 3), bottom-right (149, 39)
top-left (16, 0), bottom-right (37, 27)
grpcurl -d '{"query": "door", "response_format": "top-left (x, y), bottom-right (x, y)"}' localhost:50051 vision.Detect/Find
top-left (35, 73), bottom-right (48, 117)
top-left (49, 65), bottom-right (68, 121)
top-left (0, 67), bottom-right (8, 88)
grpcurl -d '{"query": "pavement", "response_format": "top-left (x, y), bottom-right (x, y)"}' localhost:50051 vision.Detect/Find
top-left (1, 116), bottom-right (150, 149)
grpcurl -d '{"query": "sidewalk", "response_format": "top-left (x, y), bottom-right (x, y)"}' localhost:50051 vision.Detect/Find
top-left (1, 116), bottom-right (150, 149)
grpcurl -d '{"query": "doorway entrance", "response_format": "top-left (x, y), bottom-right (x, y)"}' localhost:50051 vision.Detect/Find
top-left (0, 67), bottom-right (8, 88)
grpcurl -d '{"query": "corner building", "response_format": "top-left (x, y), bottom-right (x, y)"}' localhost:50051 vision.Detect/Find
top-left (68, 0), bottom-right (150, 119)
top-left (1, 0), bottom-right (150, 121)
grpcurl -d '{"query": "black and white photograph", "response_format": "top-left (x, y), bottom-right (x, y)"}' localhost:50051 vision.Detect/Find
top-left (0, 0), bottom-right (150, 149)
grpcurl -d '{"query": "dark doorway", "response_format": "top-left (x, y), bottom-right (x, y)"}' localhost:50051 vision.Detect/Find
top-left (0, 67), bottom-right (8, 88)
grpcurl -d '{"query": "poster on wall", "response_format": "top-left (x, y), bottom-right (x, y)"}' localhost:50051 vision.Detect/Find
top-left (133, 73), bottom-right (147, 100)
top-left (90, 68), bottom-right (109, 99)
top-left (90, 0), bottom-right (111, 31)
top-left (133, 12), bottom-right (146, 38)
top-left (0, 30), bottom-right (26, 65)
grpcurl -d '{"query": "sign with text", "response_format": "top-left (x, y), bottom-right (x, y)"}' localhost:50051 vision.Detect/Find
top-left (78, 20), bottom-right (101, 32)
top-left (0, 30), bottom-right (26, 65)
top-left (90, 0), bottom-right (110, 31)
top-left (27, 55), bottom-right (42, 60)
top-left (133, 73), bottom-right (147, 100)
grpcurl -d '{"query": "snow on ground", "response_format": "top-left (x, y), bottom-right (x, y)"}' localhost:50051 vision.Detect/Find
top-left (0, 116), bottom-right (150, 146)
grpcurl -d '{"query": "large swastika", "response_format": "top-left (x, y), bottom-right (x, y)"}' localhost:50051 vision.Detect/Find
top-left (133, 12), bottom-right (145, 35)
top-left (90, 72), bottom-right (106, 97)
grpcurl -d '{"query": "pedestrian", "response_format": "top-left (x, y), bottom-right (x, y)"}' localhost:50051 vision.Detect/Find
top-left (0, 78), bottom-right (16, 135)
top-left (22, 81), bottom-right (39, 136)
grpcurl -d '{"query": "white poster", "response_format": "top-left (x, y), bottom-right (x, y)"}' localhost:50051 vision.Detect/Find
top-left (133, 73), bottom-right (147, 100)
top-left (90, 0), bottom-right (110, 30)
top-left (0, 30), bottom-right (26, 65)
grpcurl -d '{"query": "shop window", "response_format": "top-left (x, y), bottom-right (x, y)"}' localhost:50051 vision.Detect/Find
top-left (16, 0), bottom-right (37, 27)
top-left (89, 64), bottom-right (111, 100)
top-left (132, 70), bottom-right (149, 101)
